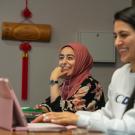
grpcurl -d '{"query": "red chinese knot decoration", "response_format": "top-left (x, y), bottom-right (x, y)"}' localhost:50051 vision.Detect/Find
top-left (1, 0), bottom-right (52, 100)
top-left (22, 0), bottom-right (32, 18)
top-left (21, 0), bottom-right (32, 100)
top-left (20, 42), bottom-right (31, 100)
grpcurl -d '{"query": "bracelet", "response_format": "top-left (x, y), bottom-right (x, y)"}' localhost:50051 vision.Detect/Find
top-left (49, 80), bottom-right (58, 86)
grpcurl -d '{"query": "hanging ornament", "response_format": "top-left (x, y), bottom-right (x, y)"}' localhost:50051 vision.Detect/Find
top-left (1, 0), bottom-right (52, 101)
top-left (20, 42), bottom-right (31, 100)
top-left (22, 0), bottom-right (32, 19)
top-left (20, 0), bottom-right (32, 100)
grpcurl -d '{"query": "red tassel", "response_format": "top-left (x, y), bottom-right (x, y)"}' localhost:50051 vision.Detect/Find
top-left (20, 42), bottom-right (31, 100)
top-left (21, 52), bottom-right (28, 100)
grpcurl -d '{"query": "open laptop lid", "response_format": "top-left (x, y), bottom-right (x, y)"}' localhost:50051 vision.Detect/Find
top-left (0, 78), bottom-right (27, 131)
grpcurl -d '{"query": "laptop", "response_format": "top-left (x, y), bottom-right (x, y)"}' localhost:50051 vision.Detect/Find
top-left (0, 78), bottom-right (75, 132)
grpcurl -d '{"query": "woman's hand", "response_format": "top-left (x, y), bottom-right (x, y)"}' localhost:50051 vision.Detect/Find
top-left (32, 112), bottom-right (79, 125)
top-left (50, 66), bottom-right (68, 80)
top-left (34, 104), bottom-right (49, 113)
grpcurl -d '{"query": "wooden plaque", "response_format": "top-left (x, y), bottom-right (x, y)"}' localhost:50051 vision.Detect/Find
top-left (2, 22), bottom-right (52, 42)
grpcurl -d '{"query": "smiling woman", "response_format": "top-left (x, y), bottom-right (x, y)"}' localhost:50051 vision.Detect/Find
top-left (35, 42), bottom-right (105, 113)
top-left (114, 9), bottom-right (135, 72)
top-left (32, 6), bottom-right (135, 135)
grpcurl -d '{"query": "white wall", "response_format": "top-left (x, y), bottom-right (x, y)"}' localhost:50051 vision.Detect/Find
top-left (0, 0), bottom-right (131, 106)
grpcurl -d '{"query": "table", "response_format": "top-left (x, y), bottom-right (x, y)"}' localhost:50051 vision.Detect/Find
top-left (0, 128), bottom-right (105, 135)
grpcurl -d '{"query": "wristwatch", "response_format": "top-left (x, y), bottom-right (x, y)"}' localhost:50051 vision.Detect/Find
top-left (49, 80), bottom-right (59, 86)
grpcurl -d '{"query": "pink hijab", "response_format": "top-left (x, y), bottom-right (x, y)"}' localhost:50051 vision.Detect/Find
top-left (60, 42), bottom-right (93, 100)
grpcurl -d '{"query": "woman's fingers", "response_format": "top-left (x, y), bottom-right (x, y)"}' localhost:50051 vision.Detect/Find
top-left (45, 112), bottom-right (79, 125)
top-left (31, 112), bottom-right (79, 125)
top-left (31, 114), bottom-right (44, 123)
top-left (50, 66), bottom-right (69, 80)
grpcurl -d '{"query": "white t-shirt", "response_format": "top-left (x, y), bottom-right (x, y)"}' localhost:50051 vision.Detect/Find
top-left (76, 64), bottom-right (135, 134)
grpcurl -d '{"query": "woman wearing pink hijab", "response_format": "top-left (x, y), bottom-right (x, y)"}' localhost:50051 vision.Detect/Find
top-left (36, 42), bottom-right (105, 112)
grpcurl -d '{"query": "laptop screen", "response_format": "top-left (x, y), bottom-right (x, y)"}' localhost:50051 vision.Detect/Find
top-left (0, 78), bottom-right (27, 130)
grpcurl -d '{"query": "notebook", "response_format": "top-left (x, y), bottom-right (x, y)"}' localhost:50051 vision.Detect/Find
top-left (0, 78), bottom-right (76, 132)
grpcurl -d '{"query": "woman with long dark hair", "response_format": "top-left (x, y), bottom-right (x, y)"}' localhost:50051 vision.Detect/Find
top-left (33, 6), bottom-right (135, 134)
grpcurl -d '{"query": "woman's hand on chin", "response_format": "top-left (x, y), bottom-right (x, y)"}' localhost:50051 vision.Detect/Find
top-left (50, 67), bottom-right (68, 80)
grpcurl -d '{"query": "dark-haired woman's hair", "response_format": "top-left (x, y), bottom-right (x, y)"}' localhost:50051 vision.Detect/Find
top-left (114, 6), bottom-right (135, 30)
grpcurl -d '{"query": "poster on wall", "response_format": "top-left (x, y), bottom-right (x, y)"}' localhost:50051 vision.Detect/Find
top-left (78, 32), bottom-right (115, 63)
